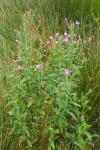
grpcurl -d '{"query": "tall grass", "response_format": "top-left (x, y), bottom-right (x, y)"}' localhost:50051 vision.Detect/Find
top-left (0, 0), bottom-right (100, 149)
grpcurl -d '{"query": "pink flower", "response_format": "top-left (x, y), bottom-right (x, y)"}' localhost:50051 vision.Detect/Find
top-left (76, 20), bottom-right (80, 25)
top-left (64, 69), bottom-right (70, 76)
top-left (64, 36), bottom-right (69, 43)
top-left (35, 64), bottom-right (42, 69)
top-left (64, 32), bottom-right (68, 36)
top-left (49, 36), bottom-right (53, 41)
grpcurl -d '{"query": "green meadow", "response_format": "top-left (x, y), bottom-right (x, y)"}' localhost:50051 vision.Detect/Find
top-left (0, 0), bottom-right (100, 150)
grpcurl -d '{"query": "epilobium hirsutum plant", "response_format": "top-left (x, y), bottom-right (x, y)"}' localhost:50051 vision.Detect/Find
top-left (6, 14), bottom-right (92, 150)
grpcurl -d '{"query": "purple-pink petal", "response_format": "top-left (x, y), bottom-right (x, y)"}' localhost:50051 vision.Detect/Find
top-left (64, 69), bottom-right (70, 76)
top-left (64, 37), bottom-right (69, 43)
top-left (64, 32), bottom-right (68, 36)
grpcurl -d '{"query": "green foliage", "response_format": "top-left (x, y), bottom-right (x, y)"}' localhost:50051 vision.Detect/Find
top-left (4, 15), bottom-right (92, 150)
top-left (0, 0), bottom-right (100, 150)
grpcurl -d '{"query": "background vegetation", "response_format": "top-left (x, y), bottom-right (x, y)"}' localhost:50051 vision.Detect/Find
top-left (0, 0), bottom-right (100, 150)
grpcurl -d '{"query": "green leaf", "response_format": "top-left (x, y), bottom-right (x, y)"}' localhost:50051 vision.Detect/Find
top-left (49, 139), bottom-right (55, 150)
top-left (27, 140), bottom-right (32, 148)
top-left (67, 111), bottom-right (77, 121)
top-left (27, 100), bottom-right (33, 108)
top-left (70, 101), bottom-right (81, 107)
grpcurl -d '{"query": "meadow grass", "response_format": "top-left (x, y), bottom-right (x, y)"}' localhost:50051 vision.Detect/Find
top-left (0, 0), bottom-right (100, 149)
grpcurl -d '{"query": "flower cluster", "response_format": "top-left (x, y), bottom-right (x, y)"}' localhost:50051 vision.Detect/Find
top-left (64, 32), bottom-right (70, 43)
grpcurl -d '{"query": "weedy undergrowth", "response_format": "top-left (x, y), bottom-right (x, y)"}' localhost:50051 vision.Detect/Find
top-left (5, 14), bottom-right (93, 150)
